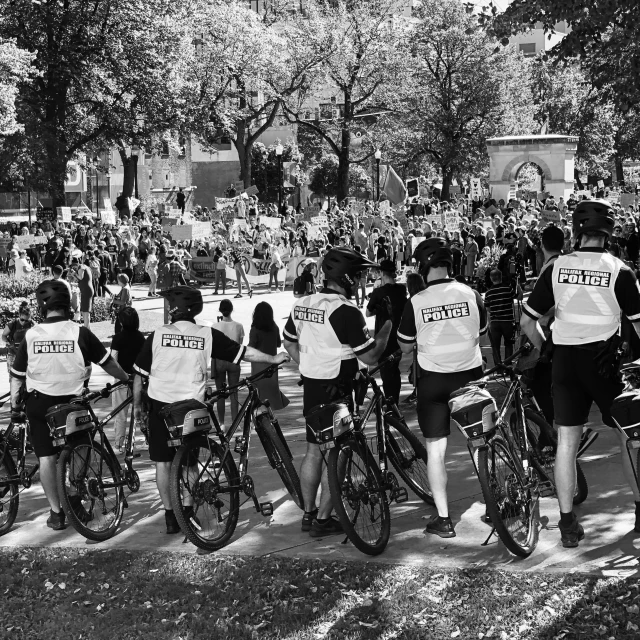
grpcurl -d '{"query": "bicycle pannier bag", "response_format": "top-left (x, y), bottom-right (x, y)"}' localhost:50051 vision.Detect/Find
top-left (46, 404), bottom-right (95, 447)
top-left (610, 390), bottom-right (640, 440)
top-left (449, 386), bottom-right (497, 439)
top-left (159, 399), bottom-right (211, 446)
top-left (306, 403), bottom-right (353, 447)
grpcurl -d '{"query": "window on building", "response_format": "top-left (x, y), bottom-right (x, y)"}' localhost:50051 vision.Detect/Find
top-left (178, 137), bottom-right (187, 158)
top-left (519, 43), bottom-right (536, 57)
top-left (161, 139), bottom-right (170, 156)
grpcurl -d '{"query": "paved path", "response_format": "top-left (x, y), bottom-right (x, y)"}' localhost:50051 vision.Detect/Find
top-left (1, 284), bottom-right (639, 577)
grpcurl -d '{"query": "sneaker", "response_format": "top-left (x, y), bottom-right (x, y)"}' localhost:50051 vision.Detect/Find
top-left (404, 390), bottom-right (417, 404)
top-left (301, 508), bottom-right (319, 532)
top-left (424, 515), bottom-right (456, 538)
top-left (577, 428), bottom-right (598, 458)
top-left (165, 510), bottom-right (181, 534)
top-left (559, 516), bottom-right (585, 548)
top-left (309, 516), bottom-right (344, 537)
top-left (234, 294), bottom-right (243, 299)
top-left (46, 509), bottom-right (66, 531)
top-left (68, 495), bottom-right (93, 524)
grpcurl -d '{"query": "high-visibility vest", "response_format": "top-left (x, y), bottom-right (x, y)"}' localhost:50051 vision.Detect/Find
top-left (290, 293), bottom-right (357, 379)
top-left (551, 251), bottom-right (622, 345)
top-left (25, 322), bottom-right (91, 396)
top-left (411, 281), bottom-right (482, 373)
top-left (147, 322), bottom-right (212, 403)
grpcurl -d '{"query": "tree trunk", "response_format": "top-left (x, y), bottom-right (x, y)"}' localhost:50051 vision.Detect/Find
top-left (614, 154), bottom-right (624, 183)
top-left (336, 128), bottom-right (351, 203)
top-left (441, 168), bottom-right (453, 202)
top-left (119, 148), bottom-right (136, 199)
top-left (240, 149), bottom-right (252, 189)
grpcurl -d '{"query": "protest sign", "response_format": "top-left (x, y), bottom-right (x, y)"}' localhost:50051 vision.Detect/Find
top-left (310, 215), bottom-right (329, 228)
top-left (540, 210), bottom-right (561, 225)
top-left (57, 206), bottom-right (72, 222)
top-left (170, 225), bottom-right (193, 242)
top-left (100, 210), bottom-right (116, 225)
top-left (244, 185), bottom-right (259, 197)
top-left (103, 198), bottom-right (113, 212)
top-left (597, 179), bottom-right (605, 189)
top-left (259, 216), bottom-right (282, 230)
top-left (162, 217), bottom-right (178, 228)
top-left (36, 207), bottom-right (55, 222)
top-left (15, 234), bottom-right (48, 248)
top-left (378, 201), bottom-right (391, 215)
top-left (307, 225), bottom-right (323, 241)
top-left (234, 181), bottom-right (245, 193)
top-left (470, 178), bottom-right (482, 199)
top-left (215, 196), bottom-right (238, 210)
top-left (232, 218), bottom-right (249, 231)
top-left (442, 211), bottom-right (459, 229)
top-left (425, 215), bottom-right (441, 229)
top-left (621, 193), bottom-right (636, 209)
top-left (304, 204), bottom-right (322, 221)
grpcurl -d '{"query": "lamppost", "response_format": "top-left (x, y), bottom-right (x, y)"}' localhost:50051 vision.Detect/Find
top-left (92, 156), bottom-right (100, 216)
top-left (374, 149), bottom-right (382, 202)
top-left (275, 143), bottom-right (284, 214)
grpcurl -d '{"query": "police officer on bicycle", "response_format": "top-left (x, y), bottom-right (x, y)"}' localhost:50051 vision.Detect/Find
top-left (132, 286), bottom-right (288, 534)
top-left (9, 280), bottom-right (129, 530)
top-left (522, 200), bottom-right (640, 546)
top-left (283, 247), bottom-right (392, 537)
top-left (397, 238), bottom-right (487, 539)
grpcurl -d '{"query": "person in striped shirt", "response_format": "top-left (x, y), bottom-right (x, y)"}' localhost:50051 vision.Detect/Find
top-left (484, 269), bottom-right (520, 365)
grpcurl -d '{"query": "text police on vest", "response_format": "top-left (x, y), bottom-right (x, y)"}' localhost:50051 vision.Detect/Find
top-left (161, 335), bottom-right (205, 350)
top-left (421, 302), bottom-right (470, 323)
top-left (558, 268), bottom-right (611, 288)
top-left (33, 340), bottom-right (75, 354)
top-left (294, 307), bottom-right (325, 324)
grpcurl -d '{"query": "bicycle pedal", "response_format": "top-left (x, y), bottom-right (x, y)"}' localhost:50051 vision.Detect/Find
top-left (259, 501), bottom-right (274, 517)
top-left (394, 487), bottom-right (408, 504)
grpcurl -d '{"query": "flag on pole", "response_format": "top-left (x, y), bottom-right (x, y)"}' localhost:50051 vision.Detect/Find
top-left (382, 165), bottom-right (407, 205)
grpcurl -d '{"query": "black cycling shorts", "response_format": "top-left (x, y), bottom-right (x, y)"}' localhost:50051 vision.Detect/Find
top-left (416, 366), bottom-right (483, 439)
top-left (148, 398), bottom-right (174, 462)
top-left (25, 390), bottom-right (74, 458)
top-left (552, 345), bottom-right (623, 428)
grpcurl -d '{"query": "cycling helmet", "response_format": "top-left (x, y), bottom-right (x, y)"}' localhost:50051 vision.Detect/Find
top-left (321, 247), bottom-right (379, 290)
top-left (159, 286), bottom-right (203, 318)
top-left (413, 238), bottom-right (453, 275)
top-left (572, 199), bottom-right (615, 240)
top-left (35, 279), bottom-right (71, 311)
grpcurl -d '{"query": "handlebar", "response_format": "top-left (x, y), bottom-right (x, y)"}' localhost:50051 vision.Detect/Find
top-left (205, 363), bottom-right (284, 399)
top-left (70, 380), bottom-right (130, 405)
top-left (471, 342), bottom-right (533, 383)
top-left (361, 350), bottom-right (402, 380)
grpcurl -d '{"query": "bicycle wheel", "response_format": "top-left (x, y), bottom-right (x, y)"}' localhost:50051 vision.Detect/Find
top-left (477, 436), bottom-right (539, 558)
top-left (57, 440), bottom-right (124, 542)
top-left (170, 436), bottom-right (240, 551)
top-left (385, 415), bottom-right (434, 505)
top-left (524, 410), bottom-right (588, 505)
top-left (255, 414), bottom-right (303, 509)
top-left (327, 436), bottom-right (390, 556)
top-left (0, 447), bottom-right (19, 536)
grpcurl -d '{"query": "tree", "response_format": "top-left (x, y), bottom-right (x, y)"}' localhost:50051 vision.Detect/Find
top-left (284, 0), bottom-right (409, 201)
top-left (308, 154), bottom-right (370, 198)
top-left (251, 140), bottom-right (303, 203)
top-left (0, 39), bottom-right (32, 137)
top-left (381, 0), bottom-right (535, 200)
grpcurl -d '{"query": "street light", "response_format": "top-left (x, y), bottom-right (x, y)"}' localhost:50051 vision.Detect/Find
top-left (374, 149), bottom-right (382, 202)
top-left (275, 143), bottom-right (284, 214)
top-left (92, 156), bottom-right (100, 216)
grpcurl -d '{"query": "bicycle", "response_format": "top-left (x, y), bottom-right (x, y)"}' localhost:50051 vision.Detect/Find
top-left (167, 364), bottom-right (303, 551)
top-left (450, 344), bottom-right (588, 558)
top-left (53, 380), bottom-right (142, 541)
top-left (308, 352), bottom-right (431, 556)
top-left (0, 400), bottom-right (39, 536)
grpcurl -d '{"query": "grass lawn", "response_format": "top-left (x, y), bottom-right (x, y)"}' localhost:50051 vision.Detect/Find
top-left (1, 549), bottom-right (639, 639)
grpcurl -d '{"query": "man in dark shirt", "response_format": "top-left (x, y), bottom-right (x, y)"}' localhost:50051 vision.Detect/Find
top-left (366, 259), bottom-right (408, 403)
top-left (176, 188), bottom-right (186, 215)
top-left (484, 269), bottom-right (519, 365)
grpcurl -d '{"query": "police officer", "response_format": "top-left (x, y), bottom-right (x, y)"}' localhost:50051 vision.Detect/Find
top-left (283, 247), bottom-right (392, 537)
top-left (398, 238), bottom-right (487, 538)
top-left (132, 286), bottom-right (288, 534)
top-left (9, 280), bottom-right (129, 530)
top-left (522, 200), bottom-right (640, 546)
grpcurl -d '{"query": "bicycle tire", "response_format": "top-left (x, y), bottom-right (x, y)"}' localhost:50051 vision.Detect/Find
top-left (0, 447), bottom-right (19, 536)
top-left (170, 436), bottom-right (240, 551)
top-left (385, 415), bottom-right (434, 505)
top-left (327, 436), bottom-right (390, 556)
top-left (477, 437), bottom-right (539, 558)
top-left (524, 410), bottom-right (588, 505)
top-left (57, 440), bottom-right (124, 542)
top-left (255, 414), bottom-right (303, 509)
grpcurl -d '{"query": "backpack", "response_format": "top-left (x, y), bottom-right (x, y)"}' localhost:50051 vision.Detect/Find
top-left (88, 257), bottom-right (101, 279)
top-left (293, 274), bottom-right (307, 297)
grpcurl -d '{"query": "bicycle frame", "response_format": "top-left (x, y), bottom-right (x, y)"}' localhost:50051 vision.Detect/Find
top-left (0, 422), bottom-right (38, 494)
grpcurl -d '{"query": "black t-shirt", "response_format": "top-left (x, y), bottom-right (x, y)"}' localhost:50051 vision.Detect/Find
top-left (367, 282), bottom-right (407, 355)
top-left (111, 329), bottom-right (146, 375)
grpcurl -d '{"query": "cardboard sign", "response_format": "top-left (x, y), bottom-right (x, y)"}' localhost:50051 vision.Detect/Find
top-left (259, 216), bottom-right (282, 230)
top-left (443, 211), bottom-right (459, 229)
top-left (540, 209), bottom-right (561, 224)
top-left (14, 234), bottom-right (48, 248)
top-left (244, 185), bottom-right (259, 197)
top-left (310, 215), bottom-right (329, 228)
top-left (425, 215), bottom-right (441, 229)
top-left (621, 193), bottom-right (636, 209)
top-left (232, 218), bottom-right (249, 231)
top-left (100, 210), bottom-right (116, 225)
top-left (57, 206), bottom-right (72, 222)
top-left (307, 225), bottom-right (323, 241)
top-left (470, 178), bottom-right (482, 199)
top-left (36, 207), bottom-right (55, 222)
top-left (234, 181), bottom-right (245, 193)
top-left (598, 180), bottom-right (605, 189)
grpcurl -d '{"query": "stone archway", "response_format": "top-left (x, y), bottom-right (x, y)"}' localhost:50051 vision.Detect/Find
top-left (487, 134), bottom-right (578, 203)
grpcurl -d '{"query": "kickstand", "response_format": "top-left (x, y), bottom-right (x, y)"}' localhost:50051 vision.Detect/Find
top-left (481, 527), bottom-right (497, 546)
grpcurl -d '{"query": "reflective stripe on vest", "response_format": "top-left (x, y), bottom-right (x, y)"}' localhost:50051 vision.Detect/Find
top-left (26, 322), bottom-right (91, 395)
top-left (147, 322), bottom-right (212, 403)
top-left (413, 281), bottom-right (482, 373)
top-left (291, 293), bottom-right (357, 379)
top-left (551, 252), bottom-right (621, 345)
